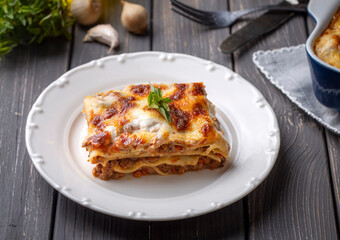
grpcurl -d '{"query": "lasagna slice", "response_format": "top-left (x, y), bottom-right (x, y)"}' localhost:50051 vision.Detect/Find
top-left (82, 82), bottom-right (230, 180)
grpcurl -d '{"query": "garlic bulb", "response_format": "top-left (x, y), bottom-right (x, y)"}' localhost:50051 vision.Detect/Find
top-left (121, 1), bottom-right (148, 34)
top-left (70, 0), bottom-right (103, 26)
top-left (83, 24), bottom-right (119, 53)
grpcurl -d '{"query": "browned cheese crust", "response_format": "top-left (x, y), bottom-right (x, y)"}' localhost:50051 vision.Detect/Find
top-left (314, 8), bottom-right (340, 69)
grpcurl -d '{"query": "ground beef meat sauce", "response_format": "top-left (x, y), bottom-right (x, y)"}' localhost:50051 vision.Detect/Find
top-left (133, 167), bottom-right (157, 178)
top-left (157, 143), bottom-right (184, 154)
top-left (94, 156), bottom-right (225, 180)
top-left (93, 162), bottom-right (125, 180)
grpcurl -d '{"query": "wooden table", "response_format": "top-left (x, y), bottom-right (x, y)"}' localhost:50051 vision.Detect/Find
top-left (1, 0), bottom-right (339, 239)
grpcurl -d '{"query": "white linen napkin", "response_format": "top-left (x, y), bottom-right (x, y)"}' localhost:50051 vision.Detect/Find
top-left (252, 44), bottom-right (340, 135)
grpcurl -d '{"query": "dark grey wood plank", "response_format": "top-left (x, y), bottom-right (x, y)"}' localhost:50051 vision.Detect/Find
top-left (151, 1), bottom-right (244, 239)
top-left (53, 1), bottom-right (151, 239)
top-left (194, 203), bottom-right (244, 240)
top-left (326, 131), bottom-right (340, 230)
top-left (230, 0), bottom-right (338, 239)
top-left (0, 38), bottom-right (70, 239)
top-left (307, 14), bottom-right (340, 231)
top-left (53, 196), bottom-right (149, 240)
top-left (149, 201), bottom-right (244, 240)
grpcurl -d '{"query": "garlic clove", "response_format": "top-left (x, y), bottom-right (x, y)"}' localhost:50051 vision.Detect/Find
top-left (121, 1), bottom-right (148, 34)
top-left (83, 24), bottom-right (119, 53)
top-left (70, 0), bottom-right (103, 26)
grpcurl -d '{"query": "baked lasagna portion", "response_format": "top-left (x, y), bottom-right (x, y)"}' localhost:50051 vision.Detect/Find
top-left (82, 82), bottom-right (230, 180)
top-left (314, 8), bottom-right (340, 69)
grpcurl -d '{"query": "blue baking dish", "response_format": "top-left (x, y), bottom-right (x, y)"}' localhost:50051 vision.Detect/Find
top-left (306, 0), bottom-right (340, 112)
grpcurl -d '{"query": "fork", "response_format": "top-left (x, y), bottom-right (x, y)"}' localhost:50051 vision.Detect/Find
top-left (170, 0), bottom-right (307, 28)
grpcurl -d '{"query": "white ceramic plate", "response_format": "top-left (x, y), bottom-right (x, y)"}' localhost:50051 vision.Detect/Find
top-left (26, 52), bottom-right (280, 221)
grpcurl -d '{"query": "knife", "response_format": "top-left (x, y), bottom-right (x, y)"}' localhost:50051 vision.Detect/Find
top-left (218, 1), bottom-right (307, 54)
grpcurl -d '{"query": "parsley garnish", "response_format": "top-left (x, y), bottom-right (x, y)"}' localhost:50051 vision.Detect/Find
top-left (148, 83), bottom-right (173, 124)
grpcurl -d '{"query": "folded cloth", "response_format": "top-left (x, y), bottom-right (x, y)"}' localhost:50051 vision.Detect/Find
top-left (252, 44), bottom-right (340, 135)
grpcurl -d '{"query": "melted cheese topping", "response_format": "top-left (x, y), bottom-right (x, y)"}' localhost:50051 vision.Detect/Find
top-left (314, 8), bottom-right (340, 69)
top-left (82, 83), bottom-right (230, 170)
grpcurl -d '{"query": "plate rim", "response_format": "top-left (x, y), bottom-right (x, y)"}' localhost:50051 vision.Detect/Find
top-left (25, 51), bottom-right (280, 221)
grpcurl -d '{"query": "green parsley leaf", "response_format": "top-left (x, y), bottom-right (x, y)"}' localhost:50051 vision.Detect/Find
top-left (148, 83), bottom-right (173, 124)
top-left (160, 98), bottom-right (173, 104)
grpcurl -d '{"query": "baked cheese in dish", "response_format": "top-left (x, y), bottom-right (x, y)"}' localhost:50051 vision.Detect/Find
top-left (82, 83), bottom-right (230, 180)
top-left (314, 8), bottom-right (340, 69)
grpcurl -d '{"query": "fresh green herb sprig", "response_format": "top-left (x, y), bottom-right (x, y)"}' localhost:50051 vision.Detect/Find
top-left (148, 83), bottom-right (173, 124)
top-left (0, 0), bottom-right (74, 57)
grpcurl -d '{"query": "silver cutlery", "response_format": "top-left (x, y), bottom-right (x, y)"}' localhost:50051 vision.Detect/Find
top-left (170, 0), bottom-right (307, 28)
